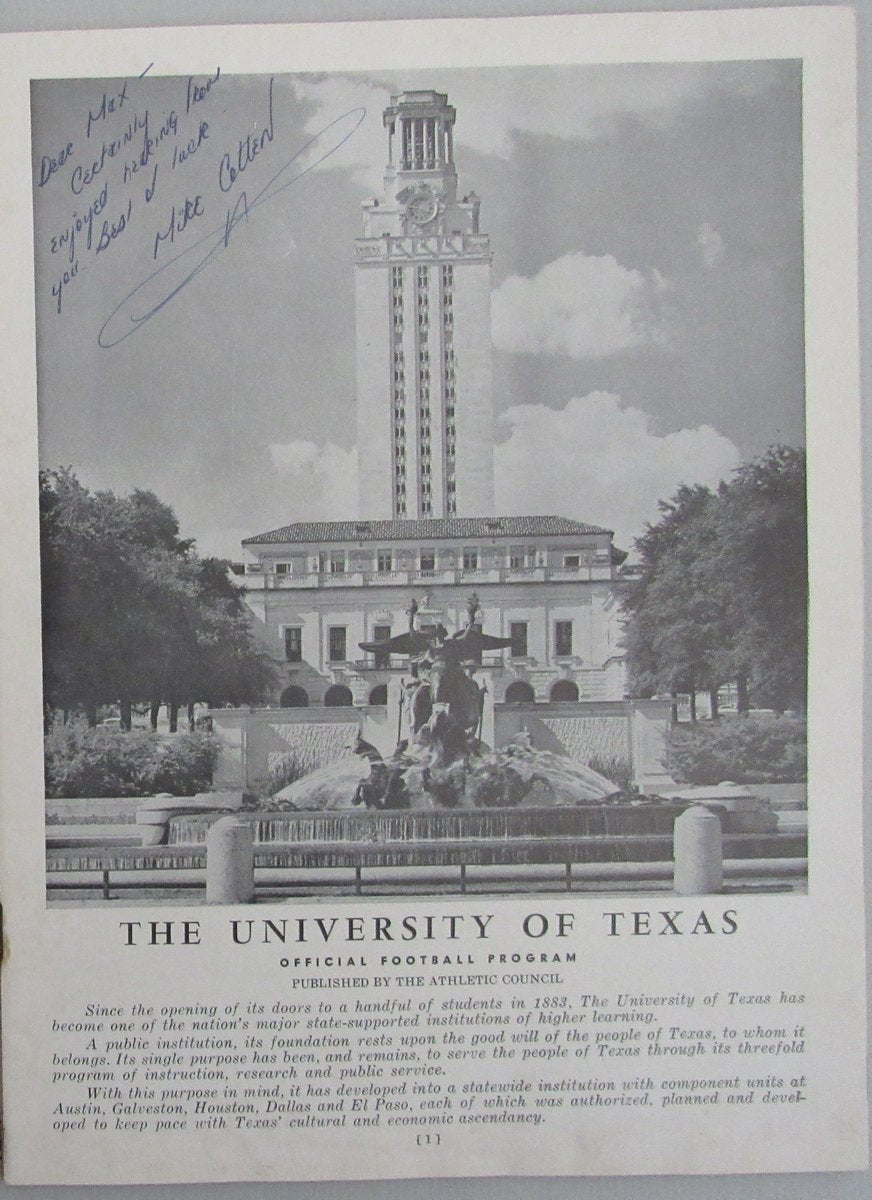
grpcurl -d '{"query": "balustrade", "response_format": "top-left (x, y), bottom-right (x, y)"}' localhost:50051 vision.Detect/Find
top-left (246, 557), bottom-right (614, 589)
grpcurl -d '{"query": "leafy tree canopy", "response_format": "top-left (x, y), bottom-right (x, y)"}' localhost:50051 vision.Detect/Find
top-left (40, 468), bottom-right (274, 720)
top-left (623, 447), bottom-right (807, 713)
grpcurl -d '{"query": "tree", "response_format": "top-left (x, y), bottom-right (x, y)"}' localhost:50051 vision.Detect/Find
top-left (40, 469), bottom-right (274, 723)
top-left (623, 448), bottom-right (807, 715)
top-left (623, 484), bottom-right (727, 716)
top-left (711, 446), bottom-right (807, 712)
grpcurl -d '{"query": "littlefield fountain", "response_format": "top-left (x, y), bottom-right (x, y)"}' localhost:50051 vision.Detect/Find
top-left (45, 596), bottom-right (807, 902)
top-left (270, 593), bottom-right (619, 813)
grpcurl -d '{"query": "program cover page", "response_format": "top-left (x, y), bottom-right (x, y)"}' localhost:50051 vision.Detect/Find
top-left (0, 6), bottom-right (865, 1186)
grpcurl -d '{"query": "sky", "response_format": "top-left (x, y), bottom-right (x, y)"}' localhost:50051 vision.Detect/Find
top-left (31, 60), bottom-right (803, 557)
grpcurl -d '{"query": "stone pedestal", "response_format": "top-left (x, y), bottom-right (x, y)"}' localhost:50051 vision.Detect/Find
top-left (135, 795), bottom-right (241, 847)
top-left (673, 805), bottom-right (723, 895)
top-left (629, 700), bottom-right (677, 791)
top-left (206, 816), bottom-right (255, 904)
top-left (477, 669), bottom-right (495, 748)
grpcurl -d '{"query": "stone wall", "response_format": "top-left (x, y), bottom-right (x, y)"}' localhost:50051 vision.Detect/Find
top-left (210, 698), bottom-right (673, 795)
top-left (210, 705), bottom-right (395, 793)
top-left (494, 700), bottom-right (672, 790)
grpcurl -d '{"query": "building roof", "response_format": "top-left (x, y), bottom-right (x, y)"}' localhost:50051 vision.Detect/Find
top-left (243, 515), bottom-right (613, 546)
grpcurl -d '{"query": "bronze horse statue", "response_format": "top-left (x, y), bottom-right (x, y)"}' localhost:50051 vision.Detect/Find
top-left (359, 595), bottom-right (512, 740)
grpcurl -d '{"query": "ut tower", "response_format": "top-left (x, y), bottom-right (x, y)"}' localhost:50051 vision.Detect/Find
top-left (355, 90), bottom-right (495, 521)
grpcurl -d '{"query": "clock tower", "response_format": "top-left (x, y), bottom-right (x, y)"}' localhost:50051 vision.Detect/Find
top-left (355, 91), bottom-right (495, 520)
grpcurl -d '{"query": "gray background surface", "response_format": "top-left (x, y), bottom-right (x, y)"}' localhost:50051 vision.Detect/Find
top-left (1, 0), bottom-right (868, 1197)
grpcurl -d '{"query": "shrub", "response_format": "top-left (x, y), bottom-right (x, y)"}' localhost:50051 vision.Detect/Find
top-left (266, 753), bottom-right (307, 797)
top-left (143, 733), bottom-right (220, 795)
top-left (586, 755), bottom-right (634, 793)
top-left (664, 716), bottom-right (806, 785)
top-left (44, 717), bottom-right (219, 798)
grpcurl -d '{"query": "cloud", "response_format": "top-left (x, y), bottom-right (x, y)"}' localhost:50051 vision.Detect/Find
top-left (268, 439), bottom-right (359, 520)
top-left (290, 75), bottom-right (395, 192)
top-left (491, 251), bottom-right (668, 359)
top-left (262, 398), bottom-right (740, 556)
top-left (289, 64), bottom-right (731, 175)
top-left (494, 392), bottom-right (741, 550)
top-left (697, 222), bottom-right (726, 268)
top-left (438, 64), bottom-right (714, 158)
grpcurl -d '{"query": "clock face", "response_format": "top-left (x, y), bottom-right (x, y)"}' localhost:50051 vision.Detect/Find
top-left (406, 193), bottom-right (438, 225)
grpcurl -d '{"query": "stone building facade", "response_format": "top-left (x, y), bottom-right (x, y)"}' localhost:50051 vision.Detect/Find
top-left (241, 515), bottom-right (627, 707)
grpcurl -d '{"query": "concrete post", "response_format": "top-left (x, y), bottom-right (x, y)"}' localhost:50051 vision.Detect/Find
top-left (673, 805), bottom-right (723, 895)
top-left (206, 816), bottom-right (255, 904)
top-left (208, 709), bottom-right (249, 790)
top-left (629, 700), bottom-right (677, 792)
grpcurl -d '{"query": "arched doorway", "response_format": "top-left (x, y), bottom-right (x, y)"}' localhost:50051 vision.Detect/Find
top-left (368, 684), bottom-right (388, 705)
top-left (280, 685), bottom-right (309, 708)
top-left (324, 684), bottom-right (354, 707)
top-left (550, 679), bottom-right (579, 702)
top-left (505, 680), bottom-right (535, 704)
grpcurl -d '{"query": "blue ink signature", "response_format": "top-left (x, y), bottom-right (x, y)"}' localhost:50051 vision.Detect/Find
top-left (97, 101), bottom-right (365, 349)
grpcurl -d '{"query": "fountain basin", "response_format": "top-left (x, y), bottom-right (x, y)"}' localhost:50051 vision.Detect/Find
top-left (168, 804), bottom-right (682, 846)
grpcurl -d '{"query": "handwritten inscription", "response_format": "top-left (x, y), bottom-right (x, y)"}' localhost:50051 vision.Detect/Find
top-left (96, 197), bottom-right (134, 256)
top-left (86, 82), bottom-right (129, 139)
top-left (37, 68), bottom-right (223, 315)
top-left (153, 194), bottom-right (205, 260)
top-left (186, 67), bottom-right (220, 113)
top-left (39, 142), bottom-right (74, 188)
top-left (96, 102), bottom-right (365, 347)
top-left (71, 111), bottom-right (149, 195)
top-left (219, 77), bottom-right (275, 192)
top-left (35, 67), bottom-right (365, 338)
top-left (171, 120), bottom-right (209, 171)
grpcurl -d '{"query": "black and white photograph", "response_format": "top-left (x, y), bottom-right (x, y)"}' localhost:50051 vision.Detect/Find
top-left (33, 61), bottom-right (810, 905)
